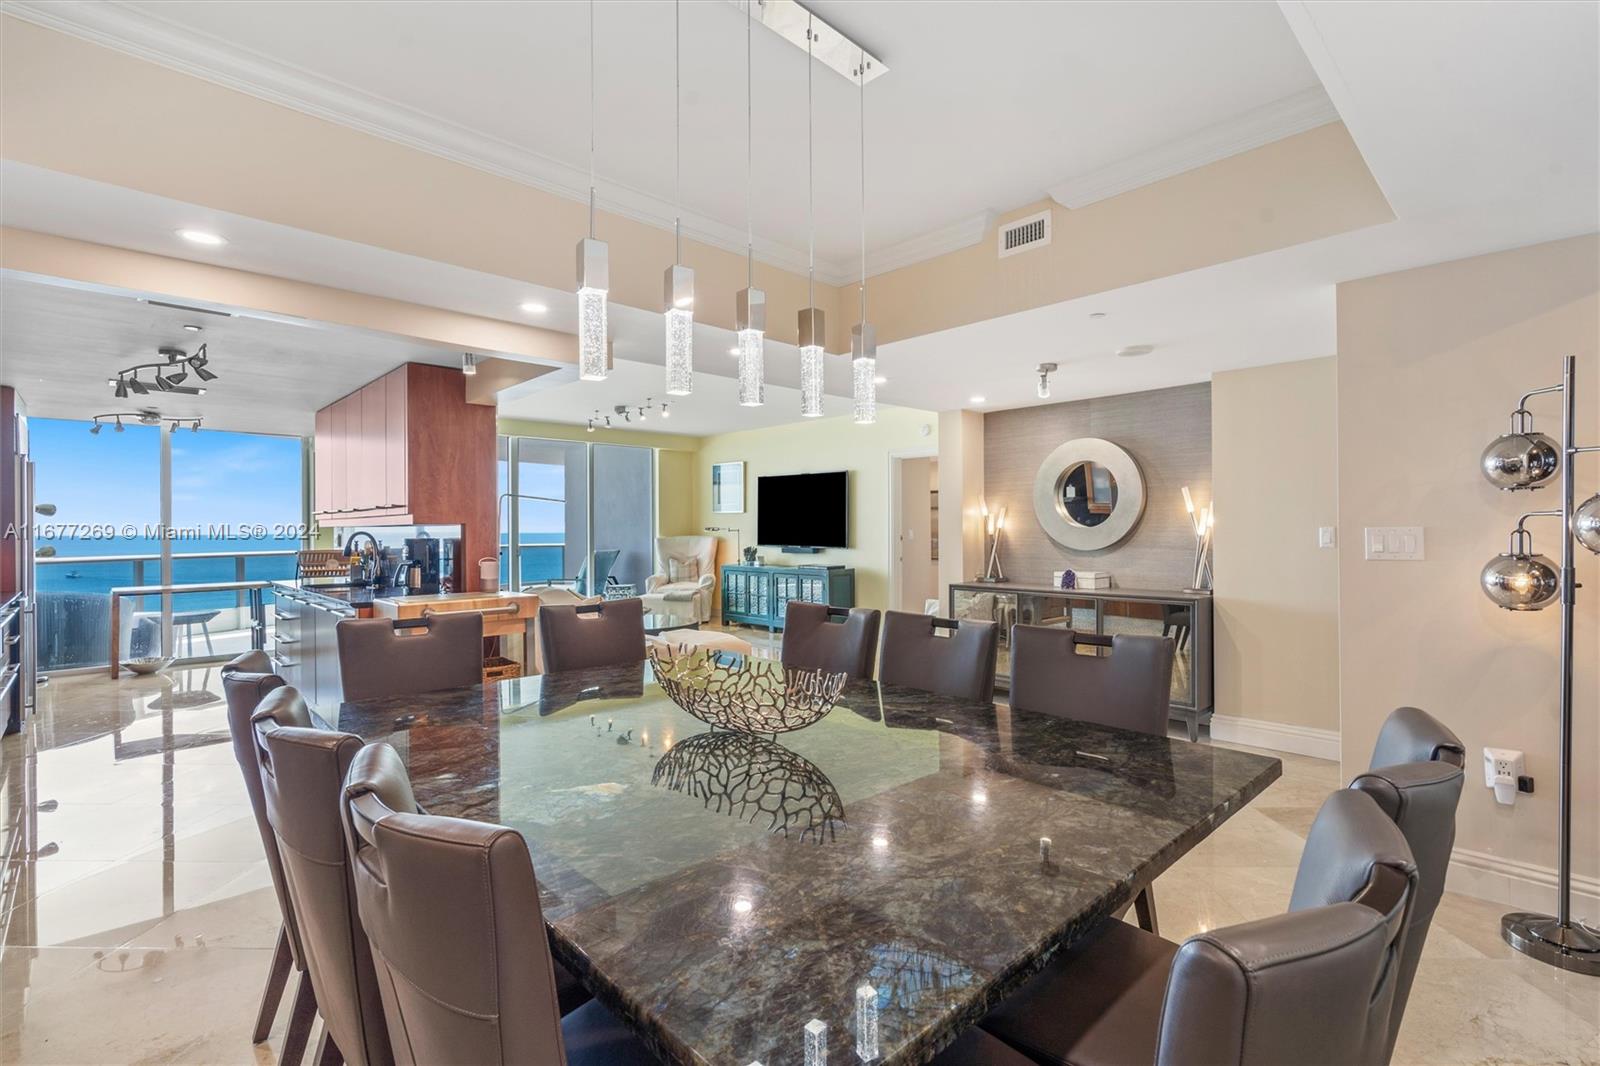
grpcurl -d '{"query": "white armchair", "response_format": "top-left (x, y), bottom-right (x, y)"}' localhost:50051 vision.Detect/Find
top-left (643, 535), bottom-right (718, 623)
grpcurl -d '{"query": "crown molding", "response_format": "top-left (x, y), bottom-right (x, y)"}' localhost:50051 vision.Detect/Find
top-left (856, 210), bottom-right (994, 282)
top-left (1048, 86), bottom-right (1341, 209)
top-left (3, 0), bottom-right (866, 281)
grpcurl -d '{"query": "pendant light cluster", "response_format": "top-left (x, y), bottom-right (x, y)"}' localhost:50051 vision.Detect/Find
top-left (851, 49), bottom-right (877, 425)
top-left (578, 2), bottom-right (879, 426)
top-left (576, 0), bottom-right (609, 382)
top-left (734, 0), bottom-right (766, 408)
top-left (663, 0), bottom-right (694, 397)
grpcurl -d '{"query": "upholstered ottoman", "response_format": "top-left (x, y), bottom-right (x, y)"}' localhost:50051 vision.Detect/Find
top-left (646, 628), bottom-right (753, 659)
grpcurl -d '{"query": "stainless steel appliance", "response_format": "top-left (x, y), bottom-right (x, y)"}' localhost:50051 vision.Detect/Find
top-left (402, 536), bottom-right (458, 594)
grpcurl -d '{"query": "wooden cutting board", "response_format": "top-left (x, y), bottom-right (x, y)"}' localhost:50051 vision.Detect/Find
top-left (371, 591), bottom-right (539, 639)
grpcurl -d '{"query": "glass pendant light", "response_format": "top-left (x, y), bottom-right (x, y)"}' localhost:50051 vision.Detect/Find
top-left (736, 0), bottom-right (765, 407)
top-left (663, 0), bottom-right (694, 397)
top-left (851, 49), bottom-right (877, 426)
top-left (576, 0), bottom-right (610, 381)
top-left (798, 14), bottom-right (825, 418)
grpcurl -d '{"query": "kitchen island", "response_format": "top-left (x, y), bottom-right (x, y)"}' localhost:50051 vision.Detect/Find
top-left (270, 581), bottom-right (541, 707)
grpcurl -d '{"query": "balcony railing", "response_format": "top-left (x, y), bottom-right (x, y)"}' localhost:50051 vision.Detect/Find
top-left (36, 550), bottom-right (299, 671)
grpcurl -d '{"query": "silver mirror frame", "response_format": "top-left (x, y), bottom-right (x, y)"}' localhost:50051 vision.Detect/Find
top-left (1031, 437), bottom-right (1146, 551)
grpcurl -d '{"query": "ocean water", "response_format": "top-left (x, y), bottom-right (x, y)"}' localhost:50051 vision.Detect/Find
top-left (34, 533), bottom-right (571, 670)
top-left (37, 533), bottom-right (570, 610)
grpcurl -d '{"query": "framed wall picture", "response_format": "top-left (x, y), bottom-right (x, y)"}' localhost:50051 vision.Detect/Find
top-left (711, 461), bottom-right (745, 514)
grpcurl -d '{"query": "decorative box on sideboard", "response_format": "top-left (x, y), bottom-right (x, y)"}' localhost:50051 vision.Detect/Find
top-left (721, 565), bottom-right (856, 630)
top-left (948, 582), bottom-right (1214, 741)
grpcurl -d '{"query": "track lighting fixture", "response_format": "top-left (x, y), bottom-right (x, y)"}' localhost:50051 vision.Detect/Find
top-left (112, 344), bottom-right (218, 396)
top-left (1037, 362), bottom-right (1057, 400)
top-left (89, 411), bottom-right (202, 434)
top-left (462, 352), bottom-right (478, 376)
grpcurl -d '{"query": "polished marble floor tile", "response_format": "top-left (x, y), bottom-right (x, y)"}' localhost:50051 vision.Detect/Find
top-left (2, 660), bottom-right (1595, 1065)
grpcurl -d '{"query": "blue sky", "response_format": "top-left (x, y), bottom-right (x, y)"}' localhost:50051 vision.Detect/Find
top-left (33, 417), bottom-right (303, 529)
top-left (34, 417), bottom-right (576, 536)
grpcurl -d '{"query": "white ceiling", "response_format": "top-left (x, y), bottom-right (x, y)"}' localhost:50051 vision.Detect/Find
top-left (0, 273), bottom-right (459, 435)
top-left (1, 1), bottom-right (1595, 435)
top-left (6, 0), bottom-right (1330, 281)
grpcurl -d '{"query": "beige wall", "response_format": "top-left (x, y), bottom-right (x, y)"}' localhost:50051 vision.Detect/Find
top-left (983, 383), bottom-right (1212, 589)
top-left (1338, 234), bottom-right (1599, 904)
top-left (691, 408), bottom-right (939, 612)
top-left (1212, 358), bottom-right (1339, 735)
top-left (868, 124), bottom-right (1392, 344)
top-left (896, 457), bottom-right (939, 613)
top-left (937, 410), bottom-right (986, 605)
top-left (1, 16), bottom-right (1392, 352)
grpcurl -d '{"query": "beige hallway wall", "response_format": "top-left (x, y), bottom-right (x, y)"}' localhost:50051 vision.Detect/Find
top-left (690, 408), bottom-right (939, 613)
top-left (1212, 358), bottom-right (1340, 741)
top-left (1337, 234), bottom-right (1599, 907)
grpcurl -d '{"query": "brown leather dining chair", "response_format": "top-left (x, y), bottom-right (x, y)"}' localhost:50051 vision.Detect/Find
top-left (1349, 706), bottom-right (1466, 1058)
top-left (251, 686), bottom-right (392, 1066)
top-left (781, 601), bottom-right (882, 679)
top-left (336, 612), bottom-right (483, 701)
top-left (339, 743), bottom-right (658, 1065)
top-left (538, 597), bottom-right (647, 672)
top-left (1008, 624), bottom-right (1174, 735)
top-left (878, 610), bottom-right (999, 703)
top-left (221, 649), bottom-right (316, 1065)
top-left (954, 789), bottom-right (1420, 1066)
top-left (1009, 623), bottom-right (1176, 934)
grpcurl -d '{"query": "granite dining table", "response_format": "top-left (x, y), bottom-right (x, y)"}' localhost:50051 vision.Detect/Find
top-left (320, 660), bottom-right (1282, 1066)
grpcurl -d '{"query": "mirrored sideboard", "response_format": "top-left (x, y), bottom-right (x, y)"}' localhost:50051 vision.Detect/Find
top-left (948, 582), bottom-right (1214, 740)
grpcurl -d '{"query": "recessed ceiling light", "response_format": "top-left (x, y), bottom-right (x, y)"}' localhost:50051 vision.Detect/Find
top-left (1089, 311), bottom-right (1107, 319)
top-left (1117, 344), bottom-right (1155, 358)
top-left (182, 324), bottom-right (203, 332)
top-left (176, 229), bottom-right (227, 246)
top-left (970, 394), bottom-right (986, 405)
top-left (519, 301), bottom-right (548, 314)
top-left (728, 346), bottom-right (740, 356)
top-left (874, 375), bottom-right (888, 385)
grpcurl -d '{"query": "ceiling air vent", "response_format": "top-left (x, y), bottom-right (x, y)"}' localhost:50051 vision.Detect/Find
top-left (998, 211), bottom-right (1051, 258)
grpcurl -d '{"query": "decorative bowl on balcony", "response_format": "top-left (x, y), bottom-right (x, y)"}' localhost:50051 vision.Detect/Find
top-left (122, 656), bottom-right (174, 676)
top-left (647, 646), bottom-right (846, 734)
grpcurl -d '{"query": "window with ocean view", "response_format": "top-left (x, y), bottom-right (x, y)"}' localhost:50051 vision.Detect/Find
top-left (31, 418), bottom-right (306, 670)
top-left (497, 436), bottom-right (653, 595)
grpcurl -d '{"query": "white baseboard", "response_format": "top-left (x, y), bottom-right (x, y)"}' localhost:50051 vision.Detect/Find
top-left (1208, 714), bottom-right (1341, 761)
top-left (1447, 847), bottom-right (1600, 917)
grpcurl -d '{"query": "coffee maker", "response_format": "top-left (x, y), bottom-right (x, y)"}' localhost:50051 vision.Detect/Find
top-left (401, 535), bottom-right (458, 594)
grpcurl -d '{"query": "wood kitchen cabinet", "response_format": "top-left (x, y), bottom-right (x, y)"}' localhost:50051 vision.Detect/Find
top-left (311, 362), bottom-right (498, 589)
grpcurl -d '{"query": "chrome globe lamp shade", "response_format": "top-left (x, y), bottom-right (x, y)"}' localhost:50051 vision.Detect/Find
top-left (1481, 409), bottom-right (1560, 490)
top-left (1573, 493), bottom-right (1600, 555)
top-left (1480, 529), bottom-right (1561, 611)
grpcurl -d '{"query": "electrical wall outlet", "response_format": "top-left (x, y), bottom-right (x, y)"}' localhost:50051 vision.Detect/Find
top-left (1364, 526), bottom-right (1425, 561)
top-left (1484, 747), bottom-right (1526, 806)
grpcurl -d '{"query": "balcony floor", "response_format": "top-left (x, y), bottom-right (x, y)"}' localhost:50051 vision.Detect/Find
top-left (0, 656), bottom-right (1594, 1064)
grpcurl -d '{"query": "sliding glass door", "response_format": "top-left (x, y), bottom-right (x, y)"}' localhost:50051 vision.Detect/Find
top-left (498, 436), bottom-right (654, 596)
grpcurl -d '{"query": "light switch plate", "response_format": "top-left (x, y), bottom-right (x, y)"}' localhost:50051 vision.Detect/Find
top-left (1318, 526), bottom-right (1337, 549)
top-left (1364, 526), bottom-right (1425, 561)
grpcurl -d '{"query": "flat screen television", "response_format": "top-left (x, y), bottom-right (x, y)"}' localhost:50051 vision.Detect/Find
top-left (757, 471), bottom-right (848, 549)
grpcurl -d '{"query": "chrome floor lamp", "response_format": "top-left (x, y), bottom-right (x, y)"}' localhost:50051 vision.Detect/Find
top-left (1478, 354), bottom-right (1600, 975)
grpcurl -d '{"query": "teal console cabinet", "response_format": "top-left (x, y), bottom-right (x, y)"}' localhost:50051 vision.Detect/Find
top-left (720, 565), bottom-right (856, 630)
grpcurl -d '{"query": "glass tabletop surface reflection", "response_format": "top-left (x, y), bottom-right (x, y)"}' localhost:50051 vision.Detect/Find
top-left (326, 659), bottom-right (1280, 1066)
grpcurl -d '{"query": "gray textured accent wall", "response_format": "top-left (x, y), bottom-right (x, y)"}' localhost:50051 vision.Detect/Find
top-left (983, 382), bottom-right (1211, 590)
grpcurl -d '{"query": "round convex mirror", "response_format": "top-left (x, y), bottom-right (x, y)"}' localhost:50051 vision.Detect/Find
top-left (1032, 438), bottom-right (1146, 551)
top-left (1057, 461), bottom-right (1118, 528)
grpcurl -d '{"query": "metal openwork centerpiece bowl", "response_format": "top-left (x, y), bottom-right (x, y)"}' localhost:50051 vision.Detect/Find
top-left (647, 647), bottom-right (847, 734)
